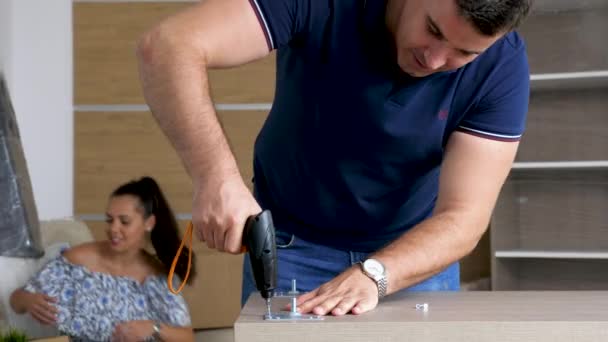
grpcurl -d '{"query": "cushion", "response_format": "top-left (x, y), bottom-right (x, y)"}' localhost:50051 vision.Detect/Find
top-left (0, 242), bottom-right (69, 339)
top-left (0, 218), bottom-right (94, 339)
top-left (39, 219), bottom-right (94, 248)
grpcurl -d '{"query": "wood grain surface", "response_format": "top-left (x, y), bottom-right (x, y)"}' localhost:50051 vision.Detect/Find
top-left (236, 291), bottom-right (608, 342)
top-left (74, 110), bottom-right (267, 213)
top-left (74, 2), bottom-right (275, 104)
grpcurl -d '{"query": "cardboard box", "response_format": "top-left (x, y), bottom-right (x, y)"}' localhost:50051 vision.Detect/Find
top-left (30, 337), bottom-right (70, 342)
top-left (181, 243), bottom-right (244, 329)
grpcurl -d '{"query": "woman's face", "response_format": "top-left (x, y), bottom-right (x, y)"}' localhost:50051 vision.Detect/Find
top-left (105, 195), bottom-right (155, 253)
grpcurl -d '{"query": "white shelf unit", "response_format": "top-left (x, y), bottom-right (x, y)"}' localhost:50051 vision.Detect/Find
top-left (495, 250), bottom-right (608, 259)
top-left (530, 70), bottom-right (608, 91)
top-left (512, 161), bottom-right (608, 170)
top-left (490, 6), bottom-right (608, 290)
top-left (491, 166), bottom-right (608, 290)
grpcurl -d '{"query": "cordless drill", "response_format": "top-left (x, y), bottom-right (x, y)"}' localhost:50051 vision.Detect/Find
top-left (243, 210), bottom-right (277, 314)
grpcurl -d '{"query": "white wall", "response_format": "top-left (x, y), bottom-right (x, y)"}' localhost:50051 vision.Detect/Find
top-left (1, 0), bottom-right (73, 220)
top-left (0, 1), bottom-right (12, 81)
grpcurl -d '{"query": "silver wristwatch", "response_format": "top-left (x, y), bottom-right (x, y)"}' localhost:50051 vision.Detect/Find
top-left (152, 321), bottom-right (162, 341)
top-left (360, 258), bottom-right (388, 298)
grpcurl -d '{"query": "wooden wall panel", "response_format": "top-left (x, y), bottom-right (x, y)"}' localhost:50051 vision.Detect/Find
top-left (74, 2), bottom-right (275, 105)
top-left (519, 8), bottom-right (608, 73)
top-left (208, 58), bottom-right (276, 103)
top-left (495, 258), bottom-right (608, 290)
top-left (493, 169), bottom-right (608, 251)
top-left (516, 87), bottom-right (608, 162)
top-left (459, 230), bottom-right (490, 283)
top-left (75, 110), bottom-right (267, 214)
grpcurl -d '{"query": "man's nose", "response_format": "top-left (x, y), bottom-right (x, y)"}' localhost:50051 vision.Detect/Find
top-left (423, 45), bottom-right (448, 70)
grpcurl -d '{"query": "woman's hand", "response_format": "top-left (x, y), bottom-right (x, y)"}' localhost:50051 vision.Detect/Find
top-left (23, 292), bottom-right (58, 325)
top-left (111, 320), bottom-right (154, 342)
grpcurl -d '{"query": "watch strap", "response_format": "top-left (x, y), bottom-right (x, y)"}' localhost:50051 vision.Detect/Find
top-left (152, 321), bottom-right (162, 341)
top-left (376, 275), bottom-right (388, 298)
top-left (359, 260), bottom-right (388, 298)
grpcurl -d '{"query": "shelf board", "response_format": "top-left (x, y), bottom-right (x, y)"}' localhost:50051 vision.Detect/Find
top-left (530, 70), bottom-right (608, 90)
top-left (530, 70), bottom-right (608, 81)
top-left (495, 250), bottom-right (608, 259)
top-left (512, 161), bottom-right (608, 170)
top-left (521, 8), bottom-right (608, 74)
top-left (531, 1), bottom-right (608, 12)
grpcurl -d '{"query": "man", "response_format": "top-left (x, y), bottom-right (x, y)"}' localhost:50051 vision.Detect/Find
top-left (137, 0), bottom-right (532, 316)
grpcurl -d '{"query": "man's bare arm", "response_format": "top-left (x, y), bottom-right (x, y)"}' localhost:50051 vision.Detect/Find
top-left (295, 131), bottom-right (519, 315)
top-left (375, 132), bottom-right (519, 294)
top-left (136, 0), bottom-right (269, 180)
top-left (136, 0), bottom-right (270, 253)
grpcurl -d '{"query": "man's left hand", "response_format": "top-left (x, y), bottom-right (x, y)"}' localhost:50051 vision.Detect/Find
top-left (295, 265), bottom-right (379, 316)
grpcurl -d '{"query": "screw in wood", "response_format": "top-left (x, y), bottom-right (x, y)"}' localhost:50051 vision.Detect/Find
top-left (415, 303), bottom-right (429, 312)
top-left (290, 279), bottom-right (298, 314)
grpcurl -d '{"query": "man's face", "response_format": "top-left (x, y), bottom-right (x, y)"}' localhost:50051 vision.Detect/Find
top-left (388, 0), bottom-right (505, 77)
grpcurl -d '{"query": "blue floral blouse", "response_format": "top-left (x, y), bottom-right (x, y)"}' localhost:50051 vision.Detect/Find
top-left (24, 255), bottom-right (191, 341)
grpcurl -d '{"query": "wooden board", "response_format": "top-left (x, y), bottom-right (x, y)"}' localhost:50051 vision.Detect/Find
top-left (493, 169), bottom-right (608, 251)
top-left (236, 291), bottom-right (608, 342)
top-left (30, 337), bottom-right (70, 342)
top-left (493, 258), bottom-right (608, 291)
top-left (519, 8), bottom-right (608, 74)
top-left (517, 87), bottom-right (608, 162)
top-left (74, 2), bottom-right (275, 104)
top-left (74, 110), bottom-right (267, 214)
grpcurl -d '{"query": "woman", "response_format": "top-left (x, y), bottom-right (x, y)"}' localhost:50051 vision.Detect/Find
top-left (10, 177), bottom-right (196, 341)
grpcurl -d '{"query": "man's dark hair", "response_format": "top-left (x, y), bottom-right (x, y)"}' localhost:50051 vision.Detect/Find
top-left (456, 0), bottom-right (533, 36)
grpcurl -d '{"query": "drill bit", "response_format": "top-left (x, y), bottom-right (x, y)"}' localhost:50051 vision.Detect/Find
top-left (290, 279), bottom-right (299, 316)
top-left (266, 298), bottom-right (272, 318)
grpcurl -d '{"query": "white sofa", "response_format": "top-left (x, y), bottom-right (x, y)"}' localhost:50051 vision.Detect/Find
top-left (0, 219), bottom-right (94, 339)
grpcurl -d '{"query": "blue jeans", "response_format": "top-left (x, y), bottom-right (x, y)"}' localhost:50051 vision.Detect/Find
top-left (241, 230), bottom-right (460, 306)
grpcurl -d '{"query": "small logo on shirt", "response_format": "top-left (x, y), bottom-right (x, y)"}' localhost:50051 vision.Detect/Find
top-left (437, 109), bottom-right (449, 120)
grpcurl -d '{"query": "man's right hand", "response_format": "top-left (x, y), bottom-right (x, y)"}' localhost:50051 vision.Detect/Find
top-left (136, 0), bottom-right (270, 255)
top-left (24, 292), bottom-right (58, 325)
top-left (193, 175), bottom-right (262, 254)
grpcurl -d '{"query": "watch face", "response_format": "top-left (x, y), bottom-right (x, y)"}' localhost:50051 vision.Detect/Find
top-left (363, 259), bottom-right (384, 276)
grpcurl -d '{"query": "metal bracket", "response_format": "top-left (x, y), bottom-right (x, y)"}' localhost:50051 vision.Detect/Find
top-left (264, 279), bottom-right (324, 321)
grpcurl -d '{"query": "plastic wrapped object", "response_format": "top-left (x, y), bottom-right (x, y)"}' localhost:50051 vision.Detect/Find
top-left (0, 74), bottom-right (43, 258)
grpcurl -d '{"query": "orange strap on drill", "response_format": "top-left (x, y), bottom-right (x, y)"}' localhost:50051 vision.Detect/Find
top-left (168, 221), bottom-right (248, 294)
top-left (167, 221), bottom-right (194, 294)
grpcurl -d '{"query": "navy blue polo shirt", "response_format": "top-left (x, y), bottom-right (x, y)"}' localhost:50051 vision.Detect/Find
top-left (248, 0), bottom-right (530, 252)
